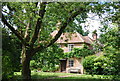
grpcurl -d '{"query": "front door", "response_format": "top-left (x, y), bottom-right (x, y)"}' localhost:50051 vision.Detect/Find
top-left (60, 59), bottom-right (67, 72)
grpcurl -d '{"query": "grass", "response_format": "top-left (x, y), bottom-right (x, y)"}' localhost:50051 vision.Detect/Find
top-left (14, 71), bottom-right (75, 79)
top-left (55, 75), bottom-right (120, 81)
top-left (11, 72), bottom-right (120, 81)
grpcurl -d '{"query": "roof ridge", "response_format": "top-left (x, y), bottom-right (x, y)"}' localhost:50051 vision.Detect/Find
top-left (83, 36), bottom-right (94, 44)
top-left (76, 32), bottom-right (84, 42)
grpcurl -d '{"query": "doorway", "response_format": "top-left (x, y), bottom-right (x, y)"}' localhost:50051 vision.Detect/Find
top-left (60, 59), bottom-right (67, 72)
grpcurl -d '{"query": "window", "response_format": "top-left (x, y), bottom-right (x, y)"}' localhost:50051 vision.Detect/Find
top-left (69, 59), bottom-right (74, 67)
top-left (68, 44), bottom-right (74, 52)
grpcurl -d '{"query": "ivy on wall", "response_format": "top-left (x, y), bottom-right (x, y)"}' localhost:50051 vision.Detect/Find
top-left (64, 45), bottom-right (94, 58)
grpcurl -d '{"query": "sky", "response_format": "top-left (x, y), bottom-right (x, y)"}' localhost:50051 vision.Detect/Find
top-left (81, 13), bottom-right (103, 38)
top-left (81, 12), bottom-right (115, 39)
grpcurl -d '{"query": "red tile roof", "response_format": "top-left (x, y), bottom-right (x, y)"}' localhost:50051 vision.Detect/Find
top-left (51, 30), bottom-right (94, 44)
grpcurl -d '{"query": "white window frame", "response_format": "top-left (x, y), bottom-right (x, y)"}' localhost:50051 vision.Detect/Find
top-left (68, 44), bottom-right (74, 52)
top-left (69, 59), bottom-right (74, 67)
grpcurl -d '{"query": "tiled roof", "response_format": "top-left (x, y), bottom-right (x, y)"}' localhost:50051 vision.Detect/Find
top-left (51, 30), bottom-right (94, 44)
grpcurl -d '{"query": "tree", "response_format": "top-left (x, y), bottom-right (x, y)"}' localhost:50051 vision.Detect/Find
top-left (2, 28), bottom-right (21, 79)
top-left (2, 2), bottom-right (93, 80)
top-left (99, 26), bottom-right (120, 73)
top-left (99, 27), bottom-right (119, 49)
top-left (83, 26), bottom-right (120, 75)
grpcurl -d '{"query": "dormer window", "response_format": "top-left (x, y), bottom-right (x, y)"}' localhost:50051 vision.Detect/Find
top-left (68, 44), bottom-right (74, 52)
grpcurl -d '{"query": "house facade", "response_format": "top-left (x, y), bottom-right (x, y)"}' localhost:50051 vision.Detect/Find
top-left (51, 30), bottom-right (96, 74)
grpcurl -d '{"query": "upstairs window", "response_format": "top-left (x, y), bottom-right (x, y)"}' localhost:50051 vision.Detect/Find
top-left (69, 59), bottom-right (74, 67)
top-left (68, 44), bottom-right (74, 52)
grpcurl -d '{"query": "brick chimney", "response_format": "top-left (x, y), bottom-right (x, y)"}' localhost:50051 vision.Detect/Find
top-left (92, 33), bottom-right (97, 40)
top-left (92, 30), bottom-right (97, 41)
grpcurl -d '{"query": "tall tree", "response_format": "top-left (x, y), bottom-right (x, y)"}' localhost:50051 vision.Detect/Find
top-left (2, 2), bottom-right (90, 80)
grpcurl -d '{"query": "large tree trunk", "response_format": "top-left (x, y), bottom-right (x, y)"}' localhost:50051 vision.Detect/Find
top-left (21, 45), bottom-right (33, 80)
top-left (22, 56), bottom-right (31, 80)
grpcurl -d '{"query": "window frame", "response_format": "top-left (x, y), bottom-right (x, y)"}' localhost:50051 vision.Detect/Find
top-left (68, 44), bottom-right (74, 52)
top-left (68, 59), bottom-right (74, 67)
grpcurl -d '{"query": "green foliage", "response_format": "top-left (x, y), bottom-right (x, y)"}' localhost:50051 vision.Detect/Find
top-left (103, 46), bottom-right (120, 75)
top-left (2, 28), bottom-right (21, 79)
top-left (100, 27), bottom-right (120, 75)
top-left (30, 60), bottom-right (38, 71)
top-left (2, 2), bottom-right (100, 45)
top-left (64, 45), bottom-right (94, 58)
top-left (83, 26), bottom-right (120, 75)
top-left (99, 27), bottom-right (119, 49)
top-left (2, 2), bottom-right (120, 79)
top-left (83, 48), bottom-right (120, 75)
top-left (83, 55), bottom-right (97, 74)
top-left (41, 65), bottom-right (59, 72)
top-left (31, 44), bottom-right (64, 72)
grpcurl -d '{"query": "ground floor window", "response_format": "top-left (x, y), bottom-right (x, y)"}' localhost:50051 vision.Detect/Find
top-left (69, 59), bottom-right (74, 67)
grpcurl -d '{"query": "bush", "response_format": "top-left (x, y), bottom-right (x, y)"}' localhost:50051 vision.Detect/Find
top-left (30, 60), bottom-right (38, 70)
top-left (31, 44), bottom-right (63, 72)
top-left (2, 28), bottom-right (21, 79)
top-left (41, 65), bottom-right (59, 72)
top-left (83, 55), bottom-right (97, 74)
top-left (41, 66), bottom-right (49, 72)
top-left (83, 54), bottom-right (118, 75)
top-left (2, 55), bottom-right (14, 79)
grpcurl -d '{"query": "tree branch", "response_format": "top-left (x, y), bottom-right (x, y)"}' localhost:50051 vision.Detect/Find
top-left (2, 13), bottom-right (27, 45)
top-left (34, 7), bottom-right (85, 53)
top-left (2, 10), bottom-right (27, 27)
top-left (24, 21), bottom-right (31, 42)
top-left (30, 2), bottom-right (47, 47)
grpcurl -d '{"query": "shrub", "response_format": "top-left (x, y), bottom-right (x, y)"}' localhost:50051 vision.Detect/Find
top-left (41, 66), bottom-right (49, 72)
top-left (41, 65), bottom-right (59, 72)
top-left (2, 55), bottom-right (14, 79)
top-left (2, 28), bottom-right (21, 79)
top-left (30, 60), bottom-right (38, 70)
top-left (82, 55), bottom-right (97, 74)
top-left (83, 54), bottom-right (119, 75)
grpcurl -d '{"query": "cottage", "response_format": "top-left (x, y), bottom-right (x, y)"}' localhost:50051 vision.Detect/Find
top-left (51, 30), bottom-right (97, 74)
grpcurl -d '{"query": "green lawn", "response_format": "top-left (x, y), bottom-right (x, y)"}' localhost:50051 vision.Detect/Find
top-left (55, 75), bottom-right (120, 81)
top-left (13, 72), bottom-right (120, 81)
top-left (14, 71), bottom-right (75, 79)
